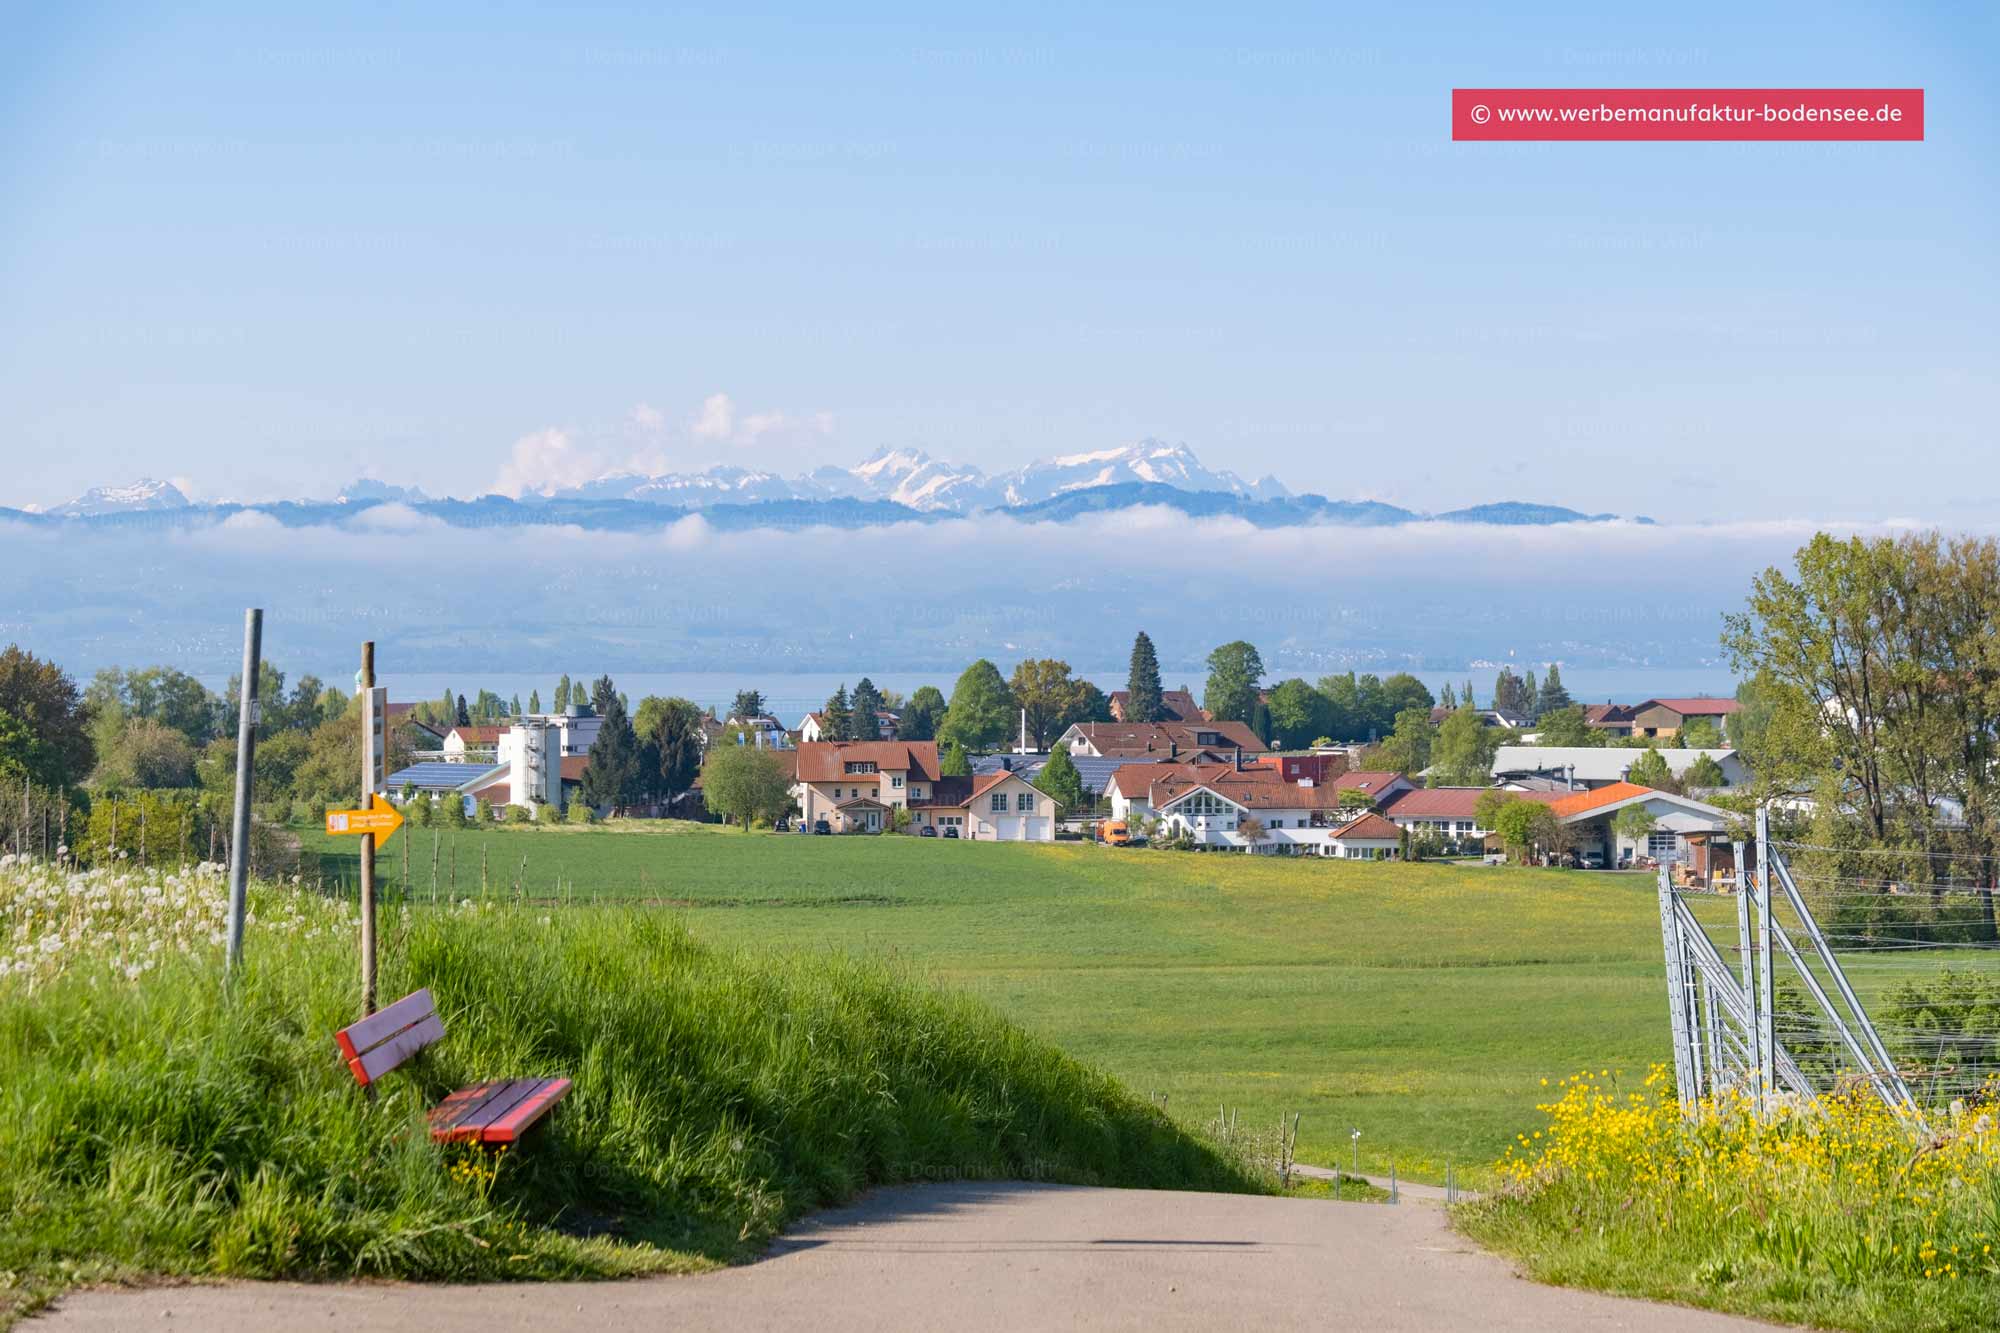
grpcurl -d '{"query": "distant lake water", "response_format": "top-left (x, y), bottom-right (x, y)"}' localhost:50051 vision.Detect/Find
top-left (363, 665), bottom-right (1739, 718)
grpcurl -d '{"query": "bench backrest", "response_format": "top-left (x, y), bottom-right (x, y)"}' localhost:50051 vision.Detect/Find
top-left (334, 988), bottom-right (446, 1086)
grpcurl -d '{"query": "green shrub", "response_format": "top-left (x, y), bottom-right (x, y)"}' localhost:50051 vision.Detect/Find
top-left (566, 801), bottom-right (597, 825)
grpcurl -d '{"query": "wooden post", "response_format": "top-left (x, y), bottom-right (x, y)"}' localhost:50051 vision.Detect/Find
top-left (226, 609), bottom-right (262, 975)
top-left (359, 641), bottom-right (378, 1016)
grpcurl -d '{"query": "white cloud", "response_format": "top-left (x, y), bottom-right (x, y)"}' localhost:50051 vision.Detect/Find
top-left (630, 402), bottom-right (666, 430)
top-left (492, 428), bottom-right (604, 498)
top-left (691, 393), bottom-right (735, 440)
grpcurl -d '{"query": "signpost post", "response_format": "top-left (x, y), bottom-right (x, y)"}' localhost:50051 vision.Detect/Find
top-left (359, 646), bottom-right (383, 1015)
top-left (225, 609), bottom-right (262, 977)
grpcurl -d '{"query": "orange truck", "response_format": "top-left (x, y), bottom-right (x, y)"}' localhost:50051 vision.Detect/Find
top-left (1097, 819), bottom-right (1131, 846)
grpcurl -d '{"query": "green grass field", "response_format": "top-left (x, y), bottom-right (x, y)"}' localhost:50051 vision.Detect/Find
top-left (303, 821), bottom-right (1749, 1180)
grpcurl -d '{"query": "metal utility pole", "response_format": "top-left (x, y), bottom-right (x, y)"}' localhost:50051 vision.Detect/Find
top-left (226, 609), bottom-right (263, 976)
top-left (360, 641), bottom-right (378, 1015)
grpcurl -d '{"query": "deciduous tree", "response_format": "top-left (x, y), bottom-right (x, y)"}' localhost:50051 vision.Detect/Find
top-left (1203, 641), bottom-right (1263, 727)
top-left (0, 645), bottom-right (96, 791)
top-left (701, 743), bottom-right (794, 831)
top-left (940, 660), bottom-right (1014, 752)
top-left (1008, 658), bottom-right (1088, 749)
top-left (1266, 678), bottom-right (1330, 751)
top-left (1430, 706), bottom-right (1499, 786)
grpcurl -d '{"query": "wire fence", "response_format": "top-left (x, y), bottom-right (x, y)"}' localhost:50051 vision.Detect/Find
top-left (1665, 817), bottom-right (2000, 1119)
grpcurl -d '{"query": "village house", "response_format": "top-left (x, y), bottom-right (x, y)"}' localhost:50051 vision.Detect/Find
top-left (797, 709), bottom-right (899, 743)
top-left (1057, 718), bottom-right (1266, 762)
top-left (1626, 697), bottom-right (1740, 740)
top-left (1539, 782), bottom-right (1735, 871)
top-left (1582, 702), bottom-right (1638, 738)
top-left (910, 770), bottom-right (1058, 841)
top-left (1106, 758), bottom-right (1406, 855)
top-left (1490, 745), bottom-right (1750, 791)
top-left (724, 714), bottom-right (793, 748)
top-left (791, 739), bottom-right (1057, 839)
top-left (440, 725), bottom-right (506, 762)
top-left (1107, 687), bottom-right (1204, 723)
top-left (793, 740), bottom-right (940, 832)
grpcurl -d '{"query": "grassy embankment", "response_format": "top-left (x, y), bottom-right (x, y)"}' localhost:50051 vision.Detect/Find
top-left (0, 855), bottom-right (1260, 1323)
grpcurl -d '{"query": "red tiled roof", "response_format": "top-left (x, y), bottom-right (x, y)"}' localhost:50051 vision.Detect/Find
top-left (1108, 688), bottom-right (1205, 723)
top-left (1331, 813), bottom-right (1402, 841)
top-left (1550, 781), bottom-right (1654, 817)
top-left (1381, 787), bottom-right (1488, 819)
top-left (1582, 703), bottom-right (1637, 725)
top-left (447, 726), bottom-right (507, 745)
top-left (1066, 719), bottom-right (1265, 758)
top-left (560, 756), bottom-right (590, 781)
top-left (794, 740), bottom-right (941, 783)
top-left (1330, 770), bottom-right (1406, 794)
top-left (1148, 764), bottom-right (1358, 812)
top-left (1639, 698), bottom-right (1741, 717)
top-left (471, 784), bottom-right (510, 806)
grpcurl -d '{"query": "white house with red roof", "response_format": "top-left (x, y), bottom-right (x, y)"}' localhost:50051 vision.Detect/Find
top-left (909, 770), bottom-right (1058, 840)
top-left (793, 740), bottom-right (940, 832)
top-left (1107, 758), bottom-right (1410, 855)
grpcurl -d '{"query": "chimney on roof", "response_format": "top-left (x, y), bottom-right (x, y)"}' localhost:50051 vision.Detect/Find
top-left (1234, 745), bottom-right (1243, 770)
top-left (1169, 740), bottom-right (1179, 760)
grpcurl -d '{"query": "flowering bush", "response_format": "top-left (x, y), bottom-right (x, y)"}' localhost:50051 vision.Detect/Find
top-left (0, 852), bottom-right (349, 989)
top-left (1466, 1065), bottom-right (2000, 1331)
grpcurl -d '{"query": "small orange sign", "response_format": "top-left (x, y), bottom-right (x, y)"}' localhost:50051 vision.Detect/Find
top-left (324, 792), bottom-right (405, 846)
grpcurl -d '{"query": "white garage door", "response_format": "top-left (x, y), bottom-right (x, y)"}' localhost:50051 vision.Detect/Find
top-left (1025, 817), bottom-right (1051, 841)
top-left (996, 817), bottom-right (1024, 841)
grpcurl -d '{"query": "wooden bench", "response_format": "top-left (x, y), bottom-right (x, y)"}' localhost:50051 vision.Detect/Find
top-left (333, 988), bottom-right (571, 1145)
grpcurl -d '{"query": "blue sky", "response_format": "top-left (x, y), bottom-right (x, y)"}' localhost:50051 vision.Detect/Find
top-left (2, 2), bottom-right (1994, 517)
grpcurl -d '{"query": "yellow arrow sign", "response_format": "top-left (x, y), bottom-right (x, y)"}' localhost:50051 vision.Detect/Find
top-left (324, 793), bottom-right (405, 846)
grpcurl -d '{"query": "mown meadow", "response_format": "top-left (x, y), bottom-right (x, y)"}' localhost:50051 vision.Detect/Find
top-left (302, 820), bottom-right (1746, 1180)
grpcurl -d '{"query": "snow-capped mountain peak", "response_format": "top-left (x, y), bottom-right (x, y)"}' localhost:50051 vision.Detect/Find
top-left (45, 478), bottom-right (191, 517)
top-left (500, 440), bottom-right (1282, 513)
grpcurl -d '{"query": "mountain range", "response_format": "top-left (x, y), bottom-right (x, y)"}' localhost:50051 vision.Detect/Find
top-left (12, 441), bottom-right (1652, 530)
top-left (535, 440), bottom-right (1289, 512)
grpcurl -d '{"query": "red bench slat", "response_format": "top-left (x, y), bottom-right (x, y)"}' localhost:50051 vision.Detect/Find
top-left (432, 1078), bottom-right (541, 1140)
top-left (334, 989), bottom-right (445, 1086)
top-left (481, 1078), bottom-right (572, 1144)
top-left (350, 1013), bottom-right (447, 1085)
top-left (336, 989), bottom-right (437, 1054)
top-left (428, 1077), bottom-right (571, 1144)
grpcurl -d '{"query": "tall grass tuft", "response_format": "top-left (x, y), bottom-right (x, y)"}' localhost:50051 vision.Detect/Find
top-left (1459, 1065), bottom-right (2000, 1333)
top-left (0, 859), bottom-right (1259, 1317)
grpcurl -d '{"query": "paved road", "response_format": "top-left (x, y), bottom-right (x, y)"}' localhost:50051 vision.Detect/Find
top-left (39, 1183), bottom-right (1775, 1332)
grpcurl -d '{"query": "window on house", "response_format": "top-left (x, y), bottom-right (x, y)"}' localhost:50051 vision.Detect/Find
top-left (990, 793), bottom-right (1008, 812)
top-left (1648, 830), bottom-right (1681, 857)
top-left (1018, 792), bottom-right (1035, 813)
top-left (891, 775), bottom-right (903, 789)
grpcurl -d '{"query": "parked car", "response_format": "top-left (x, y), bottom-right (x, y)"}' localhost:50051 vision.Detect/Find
top-left (1579, 849), bottom-right (1607, 870)
top-left (918, 825), bottom-right (937, 838)
top-left (942, 826), bottom-right (960, 839)
top-left (812, 819), bottom-right (831, 835)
